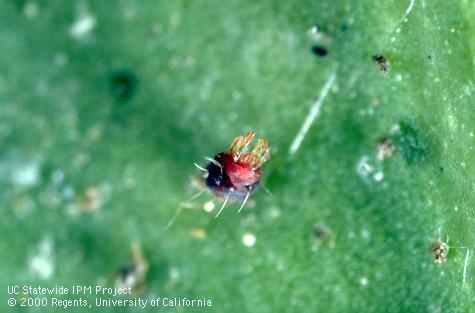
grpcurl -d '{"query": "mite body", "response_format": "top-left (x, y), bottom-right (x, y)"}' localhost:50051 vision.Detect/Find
top-left (205, 153), bottom-right (260, 200)
top-left (200, 132), bottom-right (270, 216)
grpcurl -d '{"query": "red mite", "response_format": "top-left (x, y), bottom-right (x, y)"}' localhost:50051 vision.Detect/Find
top-left (199, 132), bottom-right (270, 217)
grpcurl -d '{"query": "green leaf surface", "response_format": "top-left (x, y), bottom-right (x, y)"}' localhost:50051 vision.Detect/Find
top-left (1, 0), bottom-right (474, 312)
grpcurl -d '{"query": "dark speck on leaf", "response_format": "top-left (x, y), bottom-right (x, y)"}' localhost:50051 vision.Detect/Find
top-left (313, 224), bottom-right (328, 238)
top-left (110, 69), bottom-right (138, 102)
top-left (372, 54), bottom-right (390, 76)
top-left (313, 223), bottom-right (335, 248)
top-left (340, 24), bottom-right (348, 32)
top-left (311, 46), bottom-right (328, 57)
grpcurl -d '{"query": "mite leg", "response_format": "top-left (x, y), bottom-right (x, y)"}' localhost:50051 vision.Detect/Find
top-left (237, 191), bottom-right (251, 214)
top-left (165, 189), bottom-right (207, 230)
top-left (215, 192), bottom-right (231, 218)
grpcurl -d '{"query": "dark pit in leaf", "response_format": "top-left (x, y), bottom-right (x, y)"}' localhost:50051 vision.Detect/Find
top-left (311, 46), bottom-right (328, 57)
top-left (110, 69), bottom-right (138, 102)
top-left (396, 121), bottom-right (429, 164)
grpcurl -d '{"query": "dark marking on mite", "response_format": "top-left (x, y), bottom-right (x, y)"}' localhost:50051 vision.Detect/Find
top-left (205, 153), bottom-right (233, 189)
